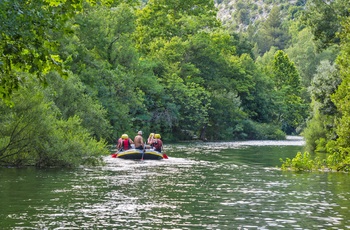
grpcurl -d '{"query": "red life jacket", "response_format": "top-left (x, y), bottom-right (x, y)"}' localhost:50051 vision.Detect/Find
top-left (122, 139), bottom-right (130, 150)
top-left (153, 139), bottom-right (162, 152)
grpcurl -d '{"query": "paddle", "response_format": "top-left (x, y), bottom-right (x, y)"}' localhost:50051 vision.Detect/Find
top-left (111, 148), bottom-right (121, 158)
top-left (141, 152), bottom-right (145, 160)
top-left (141, 143), bottom-right (145, 161)
top-left (161, 146), bottom-right (168, 159)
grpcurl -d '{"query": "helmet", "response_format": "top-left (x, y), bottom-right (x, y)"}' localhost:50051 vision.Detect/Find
top-left (155, 134), bottom-right (161, 139)
top-left (121, 134), bottom-right (128, 139)
top-left (149, 133), bottom-right (155, 137)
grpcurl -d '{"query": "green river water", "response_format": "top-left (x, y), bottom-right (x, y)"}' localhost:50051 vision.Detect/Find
top-left (1, 136), bottom-right (350, 229)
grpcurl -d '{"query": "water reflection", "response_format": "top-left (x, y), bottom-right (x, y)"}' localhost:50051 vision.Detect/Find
top-left (1, 137), bottom-right (350, 229)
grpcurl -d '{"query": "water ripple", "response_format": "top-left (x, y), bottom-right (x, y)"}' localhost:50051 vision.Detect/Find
top-left (2, 139), bottom-right (350, 229)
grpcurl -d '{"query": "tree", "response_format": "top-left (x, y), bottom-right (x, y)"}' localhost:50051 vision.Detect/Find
top-left (0, 77), bottom-right (108, 167)
top-left (44, 72), bottom-right (111, 141)
top-left (207, 89), bottom-right (246, 140)
top-left (272, 50), bottom-right (307, 133)
top-left (142, 36), bottom-right (212, 139)
top-left (286, 27), bottom-right (339, 88)
top-left (61, 4), bottom-right (150, 141)
top-left (326, 17), bottom-right (350, 171)
top-left (253, 6), bottom-right (290, 55)
top-left (303, 0), bottom-right (350, 50)
top-left (309, 61), bottom-right (340, 116)
top-left (0, 0), bottom-right (112, 104)
top-left (135, 0), bottom-right (219, 55)
top-left (303, 60), bottom-right (340, 152)
top-left (240, 54), bottom-right (276, 123)
top-left (273, 51), bottom-right (301, 91)
top-left (133, 1), bottom-right (222, 139)
top-left (281, 1), bottom-right (350, 171)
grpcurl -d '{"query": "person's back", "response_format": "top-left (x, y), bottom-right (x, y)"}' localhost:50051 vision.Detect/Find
top-left (122, 138), bottom-right (131, 150)
top-left (134, 131), bottom-right (144, 150)
top-left (147, 133), bottom-right (155, 145)
top-left (119, 134), bottom-right (132, 151)
top-left (153, 134), bottom-right (163, 152)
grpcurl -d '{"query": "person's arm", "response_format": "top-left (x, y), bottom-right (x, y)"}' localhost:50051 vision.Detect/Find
top-left (147, 136), bottom-right (153, 144)
top-left (117, 139), bottom-right (122, 150)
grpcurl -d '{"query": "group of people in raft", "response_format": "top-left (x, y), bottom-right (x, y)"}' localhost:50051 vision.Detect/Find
top-left (117, 131), bottom-right (163, 153)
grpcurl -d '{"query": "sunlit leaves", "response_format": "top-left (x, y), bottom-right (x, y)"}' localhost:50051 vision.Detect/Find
top-left (135, 0), bottom-right (220, 54)
top-left (0, 0), bottom-right (71, 103)
top-left (0, 0), bottom-right (118, 103)
top-left (325, 17), bottom-right (350, 171)
top-left (280, 152), bottom-right (324, 172)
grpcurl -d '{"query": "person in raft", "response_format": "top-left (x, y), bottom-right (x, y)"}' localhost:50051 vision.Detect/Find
top-left (117, 134), bottom-right (133, 151)
top-left (134, 131), bottom-right (145, 150)
top-left (117, 135), bottom-right (123, 150)
top-left (152, 133), bottom-right (163, 152)
top-left (147, 133), bottom-right (155, 145)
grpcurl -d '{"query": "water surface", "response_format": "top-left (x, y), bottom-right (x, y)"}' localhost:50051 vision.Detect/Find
top-left (1, 137), bottom-right (350, 229)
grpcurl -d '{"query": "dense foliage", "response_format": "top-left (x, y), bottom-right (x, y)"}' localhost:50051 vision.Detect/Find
top-left (1, 0), bottom-right (348, 170)
top-left (280, 0), bottom-right (350, 172)
top-left (0, 76), bottom-right (108, 167)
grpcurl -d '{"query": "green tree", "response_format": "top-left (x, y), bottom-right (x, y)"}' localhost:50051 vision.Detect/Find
top-left (326, 17), bottom-right (350, 171)
top-left (241, 55), bottom-right (276, 123)
top-left (272, 50), bottom-right (307, 133)
top-left (207, 90), bottom-right (246, 140)
top-left (281, 1), bottom-right (350, 172)
top-left (253, 6), bottom-right (290, 55)
top-left (44, 72), bottom-right (111, 141)
top-left (309, 61), bottom-right (340, 116)
top-left (0, 0), bottom-right (111, 103)
top-left (142, 36), bottom-right (212, 139)
top-left (0, 77), bottom-right (108, 167)
top-left (134, 1), bottom-right (222, 139)
top-left (273, 51), bottom-right (301, 91)
top-left (286, 27), bottom-right (339, 88)
top-left (61, 4), bottom-right (150, 141)
top-left (135, 0), bottom-right (284, 140)
top-left (135, 0), bottom-right (219, 55)
top-left (303, 61), bottom-right (340, 152)
top-left (303, 0), bottom-right (350, 50)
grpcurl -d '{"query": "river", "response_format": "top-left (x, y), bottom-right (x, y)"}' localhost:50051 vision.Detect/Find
top-left (1, 136), bottom-right (350, 229)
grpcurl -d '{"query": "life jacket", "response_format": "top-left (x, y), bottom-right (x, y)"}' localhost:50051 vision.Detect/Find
top-left (153, 139), bottom-right (162, 152)
top-left (122, 139), bottom-right (130, 150)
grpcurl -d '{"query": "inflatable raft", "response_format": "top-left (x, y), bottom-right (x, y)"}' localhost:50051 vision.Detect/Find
top-left (111, 149), bottom-right (168, 160)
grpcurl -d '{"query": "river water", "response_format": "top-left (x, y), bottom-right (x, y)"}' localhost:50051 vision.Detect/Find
top-left (1, 136), bottom-right (350, 229)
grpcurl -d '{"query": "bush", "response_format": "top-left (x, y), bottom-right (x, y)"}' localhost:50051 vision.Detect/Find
top-left (233, 119), bottom-right (286, 140)
top-left (280, 151), bottom-right (329, 172)
top-left (281, 152), bottom-right (317, 171)
top-left (0, 80), bottom-right (109, 168)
